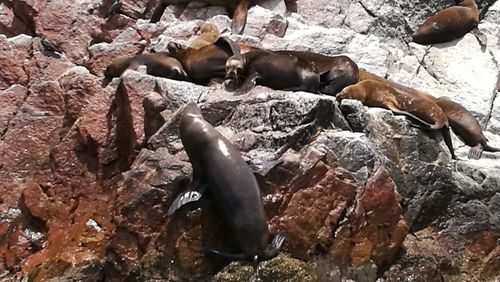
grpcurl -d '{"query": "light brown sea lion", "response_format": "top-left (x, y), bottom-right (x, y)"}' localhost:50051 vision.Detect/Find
top-left (188, 22), bottom-right (221, 49)
top-left (274, 51), bottom-right (359, 95)
top-left (224, 49), bottom-right (320, 93)
top-left (434, 97), bottom-right (499, 159)
top-left (337, 79), bottom-right (457, 158)
top-left (358, 68), bottom-right (435, 101)
top-left (150, 0), bottom-right (297, 34)
top-left (169, 102), bottom-right (285, 261)
top-left (104, 52), bottom-right (189, 80)
top-left (168, 37), bottom-right (241, 85)
top-left (412, 0), bottom-right (480, 45)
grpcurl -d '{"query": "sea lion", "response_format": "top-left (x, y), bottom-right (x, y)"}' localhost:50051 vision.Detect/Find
top-left (412, 0), bottom-right (480, 45)
top-left (337, 80), bottom-right (456, 158)
top-left (150, 0), bottom-right (297, 34)
top-left (434, 97), bottom-right (499, 159)
top-left (358, 68), bottom-right (435, 101)
top-left (188, 22), bottom-right (221, 49)
top-left (224, 49), bottom-right (320, 93)
top-left (168, 37), bottom-right (240, 85)
top-left (104, 52), bottom-right (189, 80)
top-left (169, 102), bottom-right (284, 261)
top-left (275, 50), bottom-right (359, 95)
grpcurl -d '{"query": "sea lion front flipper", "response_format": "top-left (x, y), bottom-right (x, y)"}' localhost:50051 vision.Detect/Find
top-left (214, 37), bottom-right (241, 56)
top-left (471, 28), bottom-right (487, 48)
top-left (441, 126), bottom-right (457, 160)
top-left (167, 185), bottom-right (205, 215)
top-left (235, 71), bottom-right (259, 95)
top-left (231, 0), bottom-right (249, 34)
top-left (249, 159), bottom-right (283, 177)
top-left (206, 249), bottom-right (248, 260)
top-left (387, 106), bottom-right (434, 128)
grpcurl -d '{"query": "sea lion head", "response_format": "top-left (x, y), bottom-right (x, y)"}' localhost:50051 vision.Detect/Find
top-left (199, 22), bottom-right (220, 37)
top-left (224, 54), bottom-right (246, 91)
top-left (336, 83), bottom-right (367, 103)
top-left (104, 55), bottom-right (135, 78)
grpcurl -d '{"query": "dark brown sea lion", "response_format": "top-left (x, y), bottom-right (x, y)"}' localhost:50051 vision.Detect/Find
top-left (150, 0), bottom-right (297, 34)
top-left (188, 22), bottom-right (221, 49)
top-left (169, 102), bottom-right (284, 261)
top-left (412, 0), bottom-right (480, 45)
top-left (337, 80), bottom-right (457, 158)
top-left (104, 52), bottom-right (189, 80)
top-left (168, 37), bottom-right (240, 85)
top-left (434, 97), bottom-right (499, 159)
top-left (275, 50), bottom-right (359, 95)
top-left (224, 49), bottom-right (320, 93)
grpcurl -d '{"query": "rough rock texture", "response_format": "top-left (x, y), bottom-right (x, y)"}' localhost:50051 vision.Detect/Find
top-left (0, 0), bottom-right (499, 281)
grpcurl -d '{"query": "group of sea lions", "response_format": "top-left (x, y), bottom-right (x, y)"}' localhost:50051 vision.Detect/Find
top-left (103, 0), bottom-right (499, 263)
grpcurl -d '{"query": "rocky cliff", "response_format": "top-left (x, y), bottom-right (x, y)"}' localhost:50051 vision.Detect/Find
top-left (0, 0), bottom-right (499, 281)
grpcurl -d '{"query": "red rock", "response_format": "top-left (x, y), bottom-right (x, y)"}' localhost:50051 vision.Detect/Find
top-left (0, 84), bottom-right (28, 137)
top-left (331, 166), bottom-right (408, 267)
top-left (268, 157), bottom-right (357, 260)
top-left (0, 36), bottom-right (30, 89)
top-left (0, 2), bottom-right (32, 36)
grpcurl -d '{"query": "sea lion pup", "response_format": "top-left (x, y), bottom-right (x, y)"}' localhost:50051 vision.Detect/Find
top-left (434, 97), bottom-right (500, 159)
top-left (275, 50), bottom-right (359, 95)
top-left (168, 37), bottom-right (240, 85)
top-left (104, 52), bottom-right (188, 80)
top-left (150, 0), bottom-right (297, 34)
top-left (337, 80), bottom-right (457, 159)
top-left (412, 0), bottom-right (480, 45)
top-left (224, 50), bottom-right (320, 93)
top-left (168, 102), bottom-right (285, 261)
top-left (188, 22), bottom-right (221, 50)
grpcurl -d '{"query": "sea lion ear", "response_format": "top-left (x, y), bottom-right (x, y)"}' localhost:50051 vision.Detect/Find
top-left (214, 37), bottom-right (241, 56)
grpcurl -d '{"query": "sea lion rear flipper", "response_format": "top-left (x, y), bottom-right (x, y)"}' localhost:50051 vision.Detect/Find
top-left (150, 1), bottom-right (167, 23)
top-left (471, 28), bottom-right (487, 48)
top-left (468, 144), bottom-right (483, 160)
top-left (271, 233), bottom-right (285, 250)
top-left (206, 249), bottom-right (248, 260)
top-left (167, 185), bottom-right (205, 215)
top-left (214, 37), bottom-right (241, 56)
top-left (231, 0), bottom-right (249, 34)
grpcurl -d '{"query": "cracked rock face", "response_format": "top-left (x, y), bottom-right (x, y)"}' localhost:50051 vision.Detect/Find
top-left (0, 0), bottom-right (499, 281)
